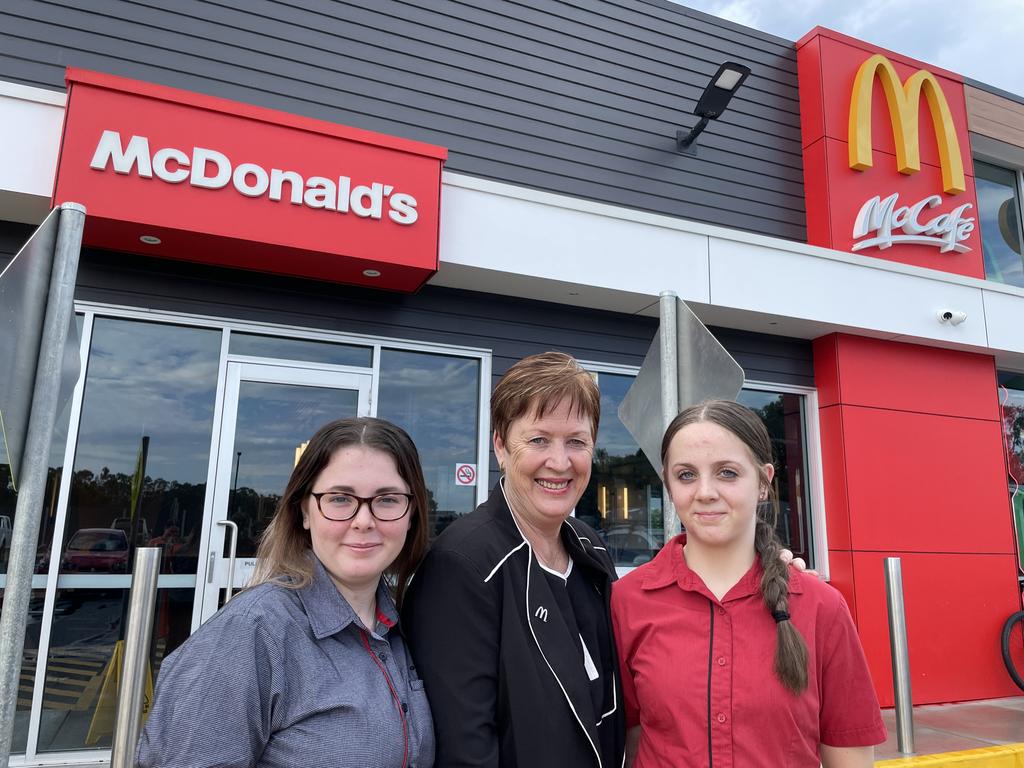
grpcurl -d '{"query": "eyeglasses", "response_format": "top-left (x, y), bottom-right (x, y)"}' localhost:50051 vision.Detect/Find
top-left (310, 491), bottom-right (413, 522)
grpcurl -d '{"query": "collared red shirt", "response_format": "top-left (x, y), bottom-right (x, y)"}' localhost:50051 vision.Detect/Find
top-left (137, 557), bottom-right (433, 768)
top-left (611, 535), bottom-right (886, 768)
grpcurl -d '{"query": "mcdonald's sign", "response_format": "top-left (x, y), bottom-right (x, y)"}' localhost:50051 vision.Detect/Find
top-left (848, 54), bottom-right (965, 195)
top-left (796, 28), bottom-right (984, 279)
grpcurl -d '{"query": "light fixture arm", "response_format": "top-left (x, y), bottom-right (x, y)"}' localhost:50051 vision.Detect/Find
top-left (676, 116), bottom-right (709, 151)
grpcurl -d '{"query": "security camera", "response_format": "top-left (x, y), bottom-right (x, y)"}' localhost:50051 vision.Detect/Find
top-left (937, 309), bottom-right (967, 326)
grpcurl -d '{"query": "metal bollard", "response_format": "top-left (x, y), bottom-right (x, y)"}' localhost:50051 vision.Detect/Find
top-left (884, 557), bottom-right (915, 755)
top-left (110, 547), bottom-right (161, 768)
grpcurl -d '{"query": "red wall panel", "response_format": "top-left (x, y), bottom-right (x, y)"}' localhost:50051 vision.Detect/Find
top-left (829, 335), bottom-right (999, 419)
top-left (842, 405), bottom-right (1014, 553)
top-left (851, 551), bottom-right (1021, 706)
top-left (817, 404), bottom-right (852, 551)
top-left (814, 333), bottom-right (1016, 704)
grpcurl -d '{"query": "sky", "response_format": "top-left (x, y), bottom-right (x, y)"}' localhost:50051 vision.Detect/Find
top-left (676, 0), bottom-right (1024, 96)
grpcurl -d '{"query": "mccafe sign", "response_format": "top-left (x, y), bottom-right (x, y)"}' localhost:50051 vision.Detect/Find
top-left (53, 68), bottom-right (446, 291)
top-left (796, 29), bottom-right (984, 279)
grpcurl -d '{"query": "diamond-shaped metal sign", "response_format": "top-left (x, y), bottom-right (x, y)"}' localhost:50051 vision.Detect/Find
top-left (618, 298), bottom-right (744, 476)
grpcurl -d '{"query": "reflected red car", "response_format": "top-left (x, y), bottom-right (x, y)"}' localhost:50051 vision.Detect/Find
top-left (61, 528), bottom-right (130, 572)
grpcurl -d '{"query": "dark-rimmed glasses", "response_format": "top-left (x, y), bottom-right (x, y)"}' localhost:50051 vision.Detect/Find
top-left (310, 491), bottom-right (413, 521)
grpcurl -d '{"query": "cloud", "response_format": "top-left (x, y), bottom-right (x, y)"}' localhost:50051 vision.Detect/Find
top-left (678, 0), bottom-right (1024, 95)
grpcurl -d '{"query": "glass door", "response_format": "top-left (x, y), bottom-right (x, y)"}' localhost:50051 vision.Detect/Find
top-left (197, 362), bottom-right (371, 623)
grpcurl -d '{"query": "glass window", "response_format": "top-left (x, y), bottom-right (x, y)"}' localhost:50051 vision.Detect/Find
top-left (4, 588), bottom-right (44, 754)
top-left (579, 372), bottom-right (663, 568)
top-left (57, 319), bottom-right (221, 576)
top-left (999, 372), bottom-right (1024, 573)
top-left (976, 160), bottom-right (1024, 288)
top-left (35, 587), bottom-right (194, 753)
top-left (738, 389), bottom-right (812, 564)
top-left (229, 332), bottom-right (372, 368)
top-left (0, 313), bottom-right (83, 575)
top-left (583, 376), bottom-right (814, 569)
top-left (377, 350), bottom-right (480, 538)
top-left (226, 381), bottom-right (360, 559)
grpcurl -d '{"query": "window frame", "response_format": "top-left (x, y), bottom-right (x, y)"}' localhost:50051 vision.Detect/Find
top-left (972, 135), bottom-right (1024, 288)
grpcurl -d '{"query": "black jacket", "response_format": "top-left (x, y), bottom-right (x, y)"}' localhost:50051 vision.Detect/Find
top-left (403, 484), bottom-right (625, 768)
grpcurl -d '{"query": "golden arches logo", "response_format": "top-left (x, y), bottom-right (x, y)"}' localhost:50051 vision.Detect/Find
top-left (848, 54), bottom-right (965, 195)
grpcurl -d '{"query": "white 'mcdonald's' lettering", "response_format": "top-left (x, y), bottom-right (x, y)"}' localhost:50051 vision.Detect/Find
top-left (89, 130), bottom-right (419, 225)
top-left (851, 193), bottom-right (974, 254)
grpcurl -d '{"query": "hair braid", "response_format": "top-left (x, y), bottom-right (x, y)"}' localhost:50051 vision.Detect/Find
top-left (755, 512), bottom-right (808, 694)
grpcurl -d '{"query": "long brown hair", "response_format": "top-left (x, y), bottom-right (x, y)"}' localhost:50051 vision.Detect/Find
top-left (251, 417), bottom-right (429, 608)
top-left (661, 400), bottom-right (809, 694)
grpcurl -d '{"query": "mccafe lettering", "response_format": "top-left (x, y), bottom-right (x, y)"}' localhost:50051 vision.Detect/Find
top-left (852, 192), bottom-right (975, 254)
top-left (89, 130), bottom-right (419, 225)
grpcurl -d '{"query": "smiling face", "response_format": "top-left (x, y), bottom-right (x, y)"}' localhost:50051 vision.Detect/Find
top-left (665, 420), bottom-right (774, 555)
top-left (301, 445), bottom-right (412, 596)
top-left (493, 398), bottom-right (594, 533)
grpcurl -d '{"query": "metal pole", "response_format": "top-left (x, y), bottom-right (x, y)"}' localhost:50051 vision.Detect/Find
top-left (110, 547), bottom-right (160, 768)
top-left (885, 557), bottom-right (915, 754)
top-left (0, 203), bottom-right (85, 766)
top-left (659, 291), bottom-right (680, 542)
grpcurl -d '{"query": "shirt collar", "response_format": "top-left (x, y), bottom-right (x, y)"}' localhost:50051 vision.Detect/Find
top-left (640, 534), bottom-right (803, 599)
top-left (298, 555), bottom-right (400, 640)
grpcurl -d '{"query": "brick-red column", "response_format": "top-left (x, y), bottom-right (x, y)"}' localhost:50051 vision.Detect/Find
top-left (813, 333), bottom-right (1020, 705)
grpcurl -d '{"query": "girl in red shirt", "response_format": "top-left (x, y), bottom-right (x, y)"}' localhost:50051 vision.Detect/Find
top-left (612, 400), bottom-right (886, 768)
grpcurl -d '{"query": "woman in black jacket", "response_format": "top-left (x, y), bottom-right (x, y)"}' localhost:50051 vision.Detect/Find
top-left (403, 351), bottom-right (624, 768)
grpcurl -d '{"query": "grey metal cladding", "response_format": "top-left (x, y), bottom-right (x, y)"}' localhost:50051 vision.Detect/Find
top-left (0, 0), bottom-right (806, 240)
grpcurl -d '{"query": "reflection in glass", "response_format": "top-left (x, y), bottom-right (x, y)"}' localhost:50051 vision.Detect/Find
top-left (0, 314), bottom-right (83, 575)
top-left (582, 379), bottom-right (813, 569)
top-left (58, 319), bottom-right (221, 576)
top-left (738, 390), bottom-right (811, 564)
top-left (999, 373), bottom-right (1024, 572)
top-left (378, 350), bottom-right (480, 538)
top-left (4, 588), bottom-right (44, 754)
top-left (580, 373), bottom-right (663, 567)
top-left (36, 588), bottom-right (194, 753)
top-left (977, 161), bottom-right (1024, 288)
top-left (229, 332), bottom-right (372, 368)
top-left (227, 381), bottom-right (359, 559)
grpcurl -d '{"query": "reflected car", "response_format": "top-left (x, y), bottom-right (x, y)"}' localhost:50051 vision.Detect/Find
top-left (61, 528), bottom-right (130, 572)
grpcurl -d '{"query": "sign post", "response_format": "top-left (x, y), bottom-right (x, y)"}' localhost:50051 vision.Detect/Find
top-left (618, 294), bottom-right (745, 547)
top-left (0, 203), bottom-right (85, 766)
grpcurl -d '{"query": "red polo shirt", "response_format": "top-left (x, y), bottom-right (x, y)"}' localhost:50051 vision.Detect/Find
top-left (611, 535), bottom-right (886, 768)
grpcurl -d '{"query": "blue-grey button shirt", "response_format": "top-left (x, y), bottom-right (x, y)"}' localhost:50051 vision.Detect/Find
top-left (136, 557), bottom-right (434, 768)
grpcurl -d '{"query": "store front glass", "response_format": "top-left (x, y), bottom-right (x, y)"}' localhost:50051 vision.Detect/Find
top-left (11, 308), bottom-right (488, 762)
top-left (999, 372), bottom-right (1024, 574)
top-left (579, 371), bottom-right (815, 570)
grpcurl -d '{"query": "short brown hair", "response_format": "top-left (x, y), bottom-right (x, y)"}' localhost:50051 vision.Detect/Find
top-left (491, 351), bottom-right (600, 443)
top-left (251, 417), bottom-right (429, 608)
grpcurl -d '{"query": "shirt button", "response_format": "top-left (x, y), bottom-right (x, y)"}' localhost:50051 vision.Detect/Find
top-left (378, 651), bottom-right (388, 662)
top-left (717, 656), bottom-right (726, 666)
top-left (717, 713), bottom-right (727, 723)
top-left (718, 607), bottom-right (726, 616)
top-left (401, 702), bottom-right (408, 713)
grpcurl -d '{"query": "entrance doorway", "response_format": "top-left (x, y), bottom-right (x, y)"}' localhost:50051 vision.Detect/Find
top-left (196, 362), bottom-right (371, 625)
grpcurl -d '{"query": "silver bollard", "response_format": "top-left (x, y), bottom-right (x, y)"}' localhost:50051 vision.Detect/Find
top-left (110, 547), bottom-right (161, 768)
top-left (884, 557), bottom-right (915, 754)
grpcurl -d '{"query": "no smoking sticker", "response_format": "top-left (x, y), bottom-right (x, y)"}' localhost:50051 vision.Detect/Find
top-left (455, 463), bottom-right (477, 486)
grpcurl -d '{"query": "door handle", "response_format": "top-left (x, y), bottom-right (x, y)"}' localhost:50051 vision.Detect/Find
top-left (216, 520), bottom-right (240, 603)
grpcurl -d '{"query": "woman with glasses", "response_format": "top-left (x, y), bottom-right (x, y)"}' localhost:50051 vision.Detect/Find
top-left (137, 417), bottom-right (434, 768)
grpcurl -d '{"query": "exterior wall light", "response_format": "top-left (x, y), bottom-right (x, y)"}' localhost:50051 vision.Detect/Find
top-left (676, 62), bottom-right (751, 154)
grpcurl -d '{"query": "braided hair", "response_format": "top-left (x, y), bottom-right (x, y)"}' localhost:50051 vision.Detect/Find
top-left (661, 400), bottom-right (809, 694)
